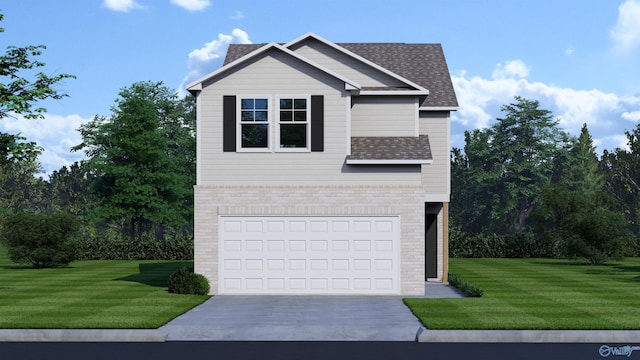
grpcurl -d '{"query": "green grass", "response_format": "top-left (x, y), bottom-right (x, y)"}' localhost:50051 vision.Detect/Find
top-left (0, 246), bottom-right (209, 329)
top-left (404, 258), bottom-right (640, 330)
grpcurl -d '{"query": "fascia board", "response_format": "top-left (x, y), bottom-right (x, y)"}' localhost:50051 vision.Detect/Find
top-left (419, 106), bottom-right (459, 111)
top-left (346, 159), bottom-right (433, 165)
top-left (359, 90), bottom-right (429, 96)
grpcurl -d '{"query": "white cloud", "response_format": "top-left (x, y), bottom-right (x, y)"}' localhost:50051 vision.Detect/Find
top-left (0, 113), bottom-right (91, 175)
top-left (491, 59), bottom-right (530, 79)
top-left (102, 0), bottom-right (143, 12)
top-left (564, 47), bottom-right (575, 56)
top-left (622, 109), bottom-right (640, 121)
top-left (230, 10), bottom-right (245, 19)
top-left (610, 0), bottom-right (640, 52)
top-left (179, 29), bottom-right (252, 93)
top-left (451, 60), bottom-right (640, 153)
top-left (171, 0), bottom-right (211, 11)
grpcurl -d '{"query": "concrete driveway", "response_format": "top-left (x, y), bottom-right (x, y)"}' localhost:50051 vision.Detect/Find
top-left (159, 282), bottom-right (464, 341)
top-left (160, 295), bottom-right (423, 341)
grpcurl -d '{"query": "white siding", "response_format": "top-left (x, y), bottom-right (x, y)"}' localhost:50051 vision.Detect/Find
top-left (290, 39), bottom-right (407, 88)
top-left (420, 111), bottom-right (450, 200)
top-left (197, 49), bottom-right (422, 186)
top-left (351, 97), bottom-right (417, 137)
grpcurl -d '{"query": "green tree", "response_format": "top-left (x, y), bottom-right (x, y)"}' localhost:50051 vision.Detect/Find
top-left (0, 13), bottom-right (75, 119)
top-left (600, 123), bottom-right (640, 237)
top-left (534, 124), bottom-right (604, 239)
top-left (0, 133), bottom-right (45, 214)
top-left (450, 97), bottom-right (569, 235)
top-left (158, 94), bottom-right (196, 237)
top-left (558, 123), bottom-right (603, 193)
top-left (74, 81), bottom-right (193, 239)
top-left (0, 12), bottom-right (73, 215)
top-left (46, 162), bottom-right (95, 218)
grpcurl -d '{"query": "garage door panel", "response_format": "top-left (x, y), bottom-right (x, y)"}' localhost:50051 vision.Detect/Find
top-left (219, 216), bottom-right (399, 295)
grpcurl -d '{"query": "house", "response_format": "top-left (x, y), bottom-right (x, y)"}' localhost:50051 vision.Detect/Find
top-left (187, 33), bottom-right (458, 296)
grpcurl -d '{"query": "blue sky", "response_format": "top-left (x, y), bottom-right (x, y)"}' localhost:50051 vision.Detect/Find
top-left (1, 0), bottom-right (640, 175)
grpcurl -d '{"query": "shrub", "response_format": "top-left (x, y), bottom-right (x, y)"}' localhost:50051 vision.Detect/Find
top-left (562, 207), bottom-right (630, 265)
top-left (168, 267), bottom-right (210, 295)
top-left (0, 212), bottom-right (80, 267)
top-left (448, 273), bottom-right (483, 297)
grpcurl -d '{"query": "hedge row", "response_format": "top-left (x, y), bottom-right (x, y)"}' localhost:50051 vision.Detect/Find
top-left (76, 235), bottom-right (193, 260)
top-left (449, 229), bottom-right (562, 258)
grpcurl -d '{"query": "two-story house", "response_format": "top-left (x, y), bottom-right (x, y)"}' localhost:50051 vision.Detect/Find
top-left (187, 33), bottom-right (458, 296)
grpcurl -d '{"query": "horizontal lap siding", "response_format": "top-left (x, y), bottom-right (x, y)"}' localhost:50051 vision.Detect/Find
top-left (351, 97), bottom-right (416, 137)
top-left (198, 50), bottom-right (422, 185)
top-left (291, 40), bottom-right (406, 88)
top-left (420, 112), bottom-right (450, 199)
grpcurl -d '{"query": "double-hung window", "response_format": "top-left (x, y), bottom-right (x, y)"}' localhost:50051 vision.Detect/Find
top-left (277, 96), bottom-right (310, 151)
top-left (239, 97), bottom-right (270, 150)
top-left (227, 94), bottom-right (322, 153)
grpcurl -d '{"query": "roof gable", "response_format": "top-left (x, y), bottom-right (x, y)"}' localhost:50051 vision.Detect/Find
top-left (187, 42), bottom-right (360, 92)
top-left (285, 33), bottom-right (429, 94)
top-left (339, 43), bottom-right (457, 108)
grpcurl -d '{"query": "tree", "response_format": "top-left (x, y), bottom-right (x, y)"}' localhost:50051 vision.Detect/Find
top-left (0, 133), bottom-right (45, 214)
top-left (600, 123), bottom-right (640, 236)
top-left (73, 81), bottom-right (193, 240)
top-left (557, 123), bottom-right (603, 193)
top-left (0, 13), bottom-right (75, 119)
top-left (0, 12), bottom-right (73, 215)
top-left (534, 124), bottom-right (604, 239)
top-left (46, 162), bottom-right (95, 218)
top-left (450, 97), bottom-right (569, 235)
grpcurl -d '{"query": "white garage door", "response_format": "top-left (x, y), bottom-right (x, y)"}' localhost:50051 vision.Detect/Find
top-left (218, 216), bottom-right (400, 295)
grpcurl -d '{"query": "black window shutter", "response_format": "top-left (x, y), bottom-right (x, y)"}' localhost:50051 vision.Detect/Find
top-left (223, 95), bottom-right (236, 152)
top-left (310, 95), bottom-right (324, 152)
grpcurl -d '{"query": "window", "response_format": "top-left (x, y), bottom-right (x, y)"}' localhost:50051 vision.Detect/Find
top-left (225, 95), bottom-right (322, 153)
top-left (239, 97), bottom-right (270, 149)
top-left (277, 96), bottom-right (310, 151)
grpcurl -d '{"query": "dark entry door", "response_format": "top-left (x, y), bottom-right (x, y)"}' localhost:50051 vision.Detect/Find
top-left (425, 213), bottom-right (437, 279)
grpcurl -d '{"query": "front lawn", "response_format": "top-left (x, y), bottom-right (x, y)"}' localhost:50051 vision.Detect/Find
top-left (404, 258), bottom-right (640, 330)
top-left (0, 246), bottom-right (209, 329)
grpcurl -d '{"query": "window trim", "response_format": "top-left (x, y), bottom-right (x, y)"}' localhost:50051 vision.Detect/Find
top-left (236, 95), bottom-right (272, 152)
top-left (275, 94), bottom-right (311, 152)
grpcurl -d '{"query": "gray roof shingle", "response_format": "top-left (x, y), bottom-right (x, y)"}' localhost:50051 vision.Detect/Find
top-left (223, 41), bottom-right (458, 108)
top-left (346, 135), bottom-right (432, 163)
